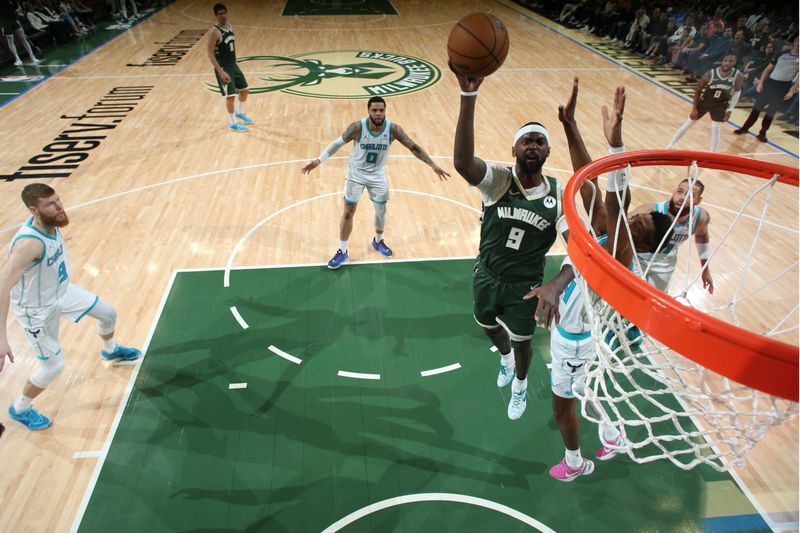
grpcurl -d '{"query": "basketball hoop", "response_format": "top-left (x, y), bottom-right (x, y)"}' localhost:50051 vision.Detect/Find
top-left (563, 150), bottom-right (798, 471)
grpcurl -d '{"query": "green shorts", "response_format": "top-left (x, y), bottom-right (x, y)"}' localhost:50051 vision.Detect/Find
top-left (215, 64), bottom-right (248, 96)
top-left (472, 261), bottom-right (542, 341)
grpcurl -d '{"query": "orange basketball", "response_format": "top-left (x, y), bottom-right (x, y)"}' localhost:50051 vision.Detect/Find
top-left (447, 13), bottom-right (510, 77)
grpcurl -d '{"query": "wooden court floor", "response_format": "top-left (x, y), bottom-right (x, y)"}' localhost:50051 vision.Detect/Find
top-left (0, 0), bottom-right (797, 531)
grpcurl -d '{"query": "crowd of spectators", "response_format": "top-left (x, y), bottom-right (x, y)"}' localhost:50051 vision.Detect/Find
top-left (1, 0), bottom-right (156, 68)
top-left (517, 1), bottom-right (799, 127)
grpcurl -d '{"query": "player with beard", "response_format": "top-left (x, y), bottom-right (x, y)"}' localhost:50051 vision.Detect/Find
top-left (0, 184), bottom-right (141, 431)
top-left (451, 65), bottom-right (580, 421)
top-left (667, 53), bottom-right (742, 152)
top-left (628, 178), bottom-right (713, 294)
top-left (301, 96), bottom-right (449, 269)
top-left (207, 3), bottom-right (252, 132)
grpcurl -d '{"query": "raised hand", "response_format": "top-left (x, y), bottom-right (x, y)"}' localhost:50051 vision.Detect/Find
top-left (601, 86), bottom-right (626, 148)
top-left (558, 77), bottom-right (579, 126)
top-left (448, 59), bottom-right (484, 93)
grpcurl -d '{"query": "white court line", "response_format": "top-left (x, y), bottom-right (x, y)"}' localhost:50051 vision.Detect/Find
top-left (72, 450), bottom-right (103, 460)
top-left (69, 270), bottom-right (177, 533)
top-left (229, 306), bottom-right (249, 329)
top-left (268, 345), bottom-right (302, 365)
top-left (170, 252), bottom-right (565, 274)
top-left (228, 383), bottom-right (247, 390)
top-left (337, 370), bottom-right (381, 380)
top-left (322, 493), bottom-right (555, 533)
top-left (222, 187), bottom-right (482, 287)
top-left (420, 363), bottom-right (461, 377)
top-left (737, 152), bottom-right (788, 157)
top-left (490, 346), bottom-right (498, 352)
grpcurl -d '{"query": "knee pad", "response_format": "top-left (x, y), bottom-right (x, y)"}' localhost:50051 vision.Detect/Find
top-left (87, 299), bottom-right (117, 335)
top-left (30, 351), bottom-right (65, 388)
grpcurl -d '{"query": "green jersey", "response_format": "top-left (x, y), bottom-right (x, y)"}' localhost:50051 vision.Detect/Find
top-left (477, 164), bottom-right (561, 282)
top-left (214, 24), bottom-right (236, 66)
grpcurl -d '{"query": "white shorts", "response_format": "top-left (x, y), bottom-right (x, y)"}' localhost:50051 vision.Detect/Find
top-left (12, 283), bottom-right (99, 359)
top-left (343, 168), bottom-right (388, 205)
top-left (550, 326), bottom-right (596, 399)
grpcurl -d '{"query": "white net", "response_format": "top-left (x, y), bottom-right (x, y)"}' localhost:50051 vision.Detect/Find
top-left (569, 157), bottom-right (798, 472)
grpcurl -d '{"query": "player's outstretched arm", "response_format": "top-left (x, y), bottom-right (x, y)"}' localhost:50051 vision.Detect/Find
top-left (449, 60), bottom-right (487, 185)
top-left (523, 263), bottom-right (575, 329)
top-left (601, 87), bottom-right (635, 267)
top-left (300, 121), bottom-right (359, 175)
top-left (694, 211), bottom-right (714, 294)
top-left (392, 124), bottom-right (449, 180)
top-left (0, 238), bottom-right (43, 373)
top-left (206, 28), bottom-right (230, 84)
top-left (560, 77), bottom-right (608, 235)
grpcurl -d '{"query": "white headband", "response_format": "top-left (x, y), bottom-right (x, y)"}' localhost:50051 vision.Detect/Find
top-left (514, 124), bottom-right (550, 145)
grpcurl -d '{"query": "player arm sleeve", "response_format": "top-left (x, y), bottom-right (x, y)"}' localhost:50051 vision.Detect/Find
top-left (727, 90), bottom-right (741, 112)
top-left (317, 136), bottom-right (347, 163)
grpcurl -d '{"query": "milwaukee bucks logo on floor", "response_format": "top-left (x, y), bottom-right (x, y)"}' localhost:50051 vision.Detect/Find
top-left (206, 50), bottom-right (441, 99)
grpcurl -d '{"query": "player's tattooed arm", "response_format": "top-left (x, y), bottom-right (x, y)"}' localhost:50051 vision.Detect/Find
top-left (341, 120), bottom-right (360, 142)
top-left (393, 124), bottom-right (450, 181)
top-left (300, 122), bottom-right (358, 174)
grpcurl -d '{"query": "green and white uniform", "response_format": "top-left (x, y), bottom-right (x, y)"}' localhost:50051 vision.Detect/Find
top-left (213, 24), bottom-right (248, 96)
top-left (8, 218), bottom-right (98, 359)
top-left (473, 163), bottom-right (562, 341)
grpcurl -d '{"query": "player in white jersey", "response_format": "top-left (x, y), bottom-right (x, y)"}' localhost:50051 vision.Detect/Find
top-left (526, 85), bottom-right (673, 482)
top-left (300, 96), bottom-right (449, 269)
top-left (0, 184), bottom-right (141, 431)
top-left (629, 179), bottom-right (713, 294)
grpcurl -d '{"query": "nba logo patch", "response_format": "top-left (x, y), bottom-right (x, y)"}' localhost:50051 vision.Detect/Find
top-left (543, 196), bottom-right (556, 209)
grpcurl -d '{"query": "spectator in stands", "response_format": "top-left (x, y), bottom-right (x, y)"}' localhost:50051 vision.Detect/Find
top-left (726, 30), bottom-right (752, 67)
top-left (1, 0), bottom-right (39, 66)
top-left (667, 26), bottom-right (695, 68)
top-left (686, 25), bottom-right (733, 78)
top-left (624, 7), bottom-right (650, 49)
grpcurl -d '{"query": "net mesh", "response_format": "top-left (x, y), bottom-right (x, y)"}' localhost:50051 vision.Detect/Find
top-left (568, 157), bottom-right (798, 472)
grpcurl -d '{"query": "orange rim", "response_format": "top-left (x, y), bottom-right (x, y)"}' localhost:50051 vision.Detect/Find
top-left (563, 150), bottom-right (799, 402)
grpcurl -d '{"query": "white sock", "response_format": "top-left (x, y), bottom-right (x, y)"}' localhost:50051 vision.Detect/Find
top-left (710, 121), bottom-right (721, 152)
top-left (13, 395), bottom-right (34, 413)
top-left (668, 118), bottom-right (696, 148)
top-left (375, 233), bottom-right (383, 243)
top-left (500, 349), bottom-right (514, 367)
top-left (228, 113), bottom-right (236, 125)
top-left (339, 240), bottom-right (348, 252)
top-left (237, 101), bottom-right (245, 114)
top-left (511, 377), bottom-right (527, 393)
top-left (102, 338), bottom-right (116, 352)
top-left (565, 447), bottom-right (583, 468)
top-left (601, 422), bottom-right (622, 444)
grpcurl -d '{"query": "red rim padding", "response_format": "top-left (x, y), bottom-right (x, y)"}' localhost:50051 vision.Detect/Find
top-left (564, 150), bottom-right (799, 401)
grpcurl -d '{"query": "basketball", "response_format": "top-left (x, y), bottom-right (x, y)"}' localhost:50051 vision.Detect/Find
top-left (447, 13), bottom-right (510, 77)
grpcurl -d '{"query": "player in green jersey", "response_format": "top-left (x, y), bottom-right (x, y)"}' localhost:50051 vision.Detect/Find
top-left (207, 3), bottom-right (252, 132)
top-left (451, 67), bottom-right (596, 421)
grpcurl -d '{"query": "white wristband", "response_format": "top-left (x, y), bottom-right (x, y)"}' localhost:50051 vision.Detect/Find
top-left (317, 136), bottom-right (347, 163)
top-left (461, 91), bottom-right (478, 97)
top-left (606, 145), bottom-right (628, 192)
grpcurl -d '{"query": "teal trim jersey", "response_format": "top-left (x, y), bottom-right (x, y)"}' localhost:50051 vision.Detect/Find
top-left (8, 217), bottom-right (70, 308)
